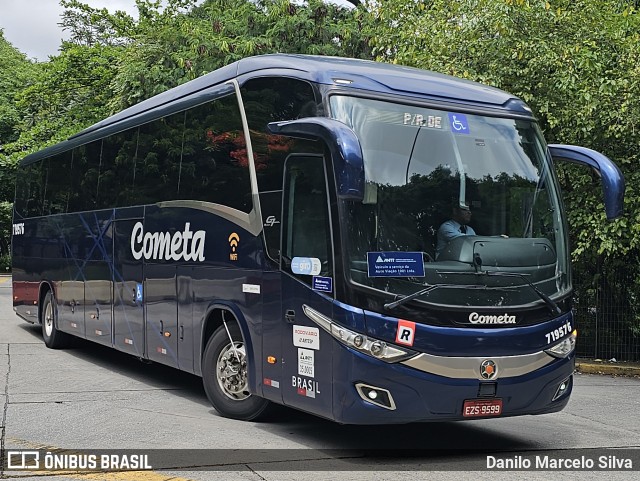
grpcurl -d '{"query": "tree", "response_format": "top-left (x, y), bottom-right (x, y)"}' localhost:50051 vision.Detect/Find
top-left (0, 31), bottom-right (39, 256)
top-left (106, 0), bottom-right (372, 110)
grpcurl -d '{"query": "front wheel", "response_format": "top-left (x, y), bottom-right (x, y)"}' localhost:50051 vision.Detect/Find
top-left (41, 291), bottom-right (71, 349)
top-left (202, 322), bottom-right (270, 421)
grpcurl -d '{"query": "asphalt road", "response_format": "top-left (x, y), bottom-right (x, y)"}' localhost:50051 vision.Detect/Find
top-left (1, 275), bottom-right (639, 480)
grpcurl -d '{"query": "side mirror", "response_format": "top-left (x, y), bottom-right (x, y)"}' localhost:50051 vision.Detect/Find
top-left (268, 118), bottom-right (364, 201)
top-left (549, 144), bottom-right (625, 220)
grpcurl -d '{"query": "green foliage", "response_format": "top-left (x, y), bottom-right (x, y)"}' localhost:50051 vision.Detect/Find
top-left (0, 254), bottom-right (10, 272)
top-left (366, 0), bottom-right (640, 262)
top-left (0, 201), bottom-right (11, 257)
top-left (105, 0), bottom-right (371, 110)
top-left (0, 31), bottom-right (37, 146)
top-left (0, 32), bottom-right (39, 253)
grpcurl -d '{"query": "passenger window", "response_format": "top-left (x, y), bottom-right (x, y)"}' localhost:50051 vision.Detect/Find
top-left (179, 94), bottom-right (252, 213)
top-left (42, 152), bottom-right (72, 215)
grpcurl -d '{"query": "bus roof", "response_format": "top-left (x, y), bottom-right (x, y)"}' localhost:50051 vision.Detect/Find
top-left (22, 54), bottom-right (531, 165)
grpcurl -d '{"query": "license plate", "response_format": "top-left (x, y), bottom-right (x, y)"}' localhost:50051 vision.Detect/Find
top-left (462, 398), bottom-right (503, 418)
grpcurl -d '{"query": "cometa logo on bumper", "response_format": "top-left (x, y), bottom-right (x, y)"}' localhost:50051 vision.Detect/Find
top-left (131, 222), bottom-right (206, 261)
top-left (468, 312), bottom-right (517, 325)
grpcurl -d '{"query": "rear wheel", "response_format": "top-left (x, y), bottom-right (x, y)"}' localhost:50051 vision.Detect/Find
top-left (202, 322), bottom-right (270, 421)
top-left (41, 291), bottom-right (71, 349)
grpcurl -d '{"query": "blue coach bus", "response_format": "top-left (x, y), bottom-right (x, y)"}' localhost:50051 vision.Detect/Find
top-left (12, 54), bottom-right (624, 424)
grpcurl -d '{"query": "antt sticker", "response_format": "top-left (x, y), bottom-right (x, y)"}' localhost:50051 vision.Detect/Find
top-left (396, 319), bottom-right (416, 346)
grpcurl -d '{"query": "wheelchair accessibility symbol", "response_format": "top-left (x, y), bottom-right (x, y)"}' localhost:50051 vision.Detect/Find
top-left (448, 113), bottom-right (470, 134)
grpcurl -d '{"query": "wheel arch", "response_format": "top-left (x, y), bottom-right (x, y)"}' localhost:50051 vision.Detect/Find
top-left (197, 301), bottom-right (259, 393)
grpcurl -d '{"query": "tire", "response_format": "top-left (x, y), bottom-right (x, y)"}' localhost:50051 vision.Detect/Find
top-left (202, 322), bottom-right (270, 421)
top-left (41, 291), bottom-right (71, 349)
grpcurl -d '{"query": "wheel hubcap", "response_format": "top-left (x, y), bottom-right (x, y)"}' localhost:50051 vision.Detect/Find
top-left (44, 301), bottom-right (53, 337)
top-left (216, 342), bottom-right (250, 400)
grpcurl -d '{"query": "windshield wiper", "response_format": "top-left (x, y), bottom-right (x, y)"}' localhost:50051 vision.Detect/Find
top-left (482, 271), bottom-right (561, 315)
top-left (383, 285), bottom-right (440, 310)
top-left (437, 269), bottom-right (562, 315)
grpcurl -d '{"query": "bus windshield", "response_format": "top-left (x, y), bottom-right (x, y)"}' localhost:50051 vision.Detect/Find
top-left (329, 95), bottom-right (570, 310)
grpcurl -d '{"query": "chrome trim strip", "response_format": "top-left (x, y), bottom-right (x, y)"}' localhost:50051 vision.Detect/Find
top-left (230, 79), bottom-right (264, 237)
top-left (301, 304), bottom-right (332, 332)
top-left (156, 200), bottom-right (262, 236)
top-left (401, 350), bottom-right (555, 380)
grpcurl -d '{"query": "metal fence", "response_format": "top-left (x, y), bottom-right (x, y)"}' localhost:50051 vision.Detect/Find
top-left (573, 263), bottom-right (640, 361)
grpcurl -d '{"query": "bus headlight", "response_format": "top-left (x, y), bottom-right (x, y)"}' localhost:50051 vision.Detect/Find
top-left (544, 331), bottom-right (577, 359)
top-left (302, 304), bottom-right (417, 363)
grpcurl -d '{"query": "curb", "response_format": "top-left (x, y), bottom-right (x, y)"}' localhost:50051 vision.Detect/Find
top-left (575, 360), bottom-right (640, 377)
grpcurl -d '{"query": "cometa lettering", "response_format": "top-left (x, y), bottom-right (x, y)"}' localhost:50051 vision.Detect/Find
top-left (131, 222), bottom-right (206, 261)
top-left (469, 312), bottom-right (517, 324)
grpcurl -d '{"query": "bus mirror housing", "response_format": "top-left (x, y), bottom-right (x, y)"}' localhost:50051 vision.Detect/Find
top-left (548, 144), bottom-right (625, 220)
top-left (268, 118), bottom-right (365, 201)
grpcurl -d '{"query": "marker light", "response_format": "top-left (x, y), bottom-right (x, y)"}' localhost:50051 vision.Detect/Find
top-left (545, 331), bottom-right (577, 359)
top-left (301, 304), bottom-right (417, 363)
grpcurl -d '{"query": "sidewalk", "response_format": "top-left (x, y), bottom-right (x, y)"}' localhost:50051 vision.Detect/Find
top-left (575, 358), bottom-right (640, 377)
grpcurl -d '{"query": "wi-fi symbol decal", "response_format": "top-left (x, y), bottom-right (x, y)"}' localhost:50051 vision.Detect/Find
top-left (228, 233), bottom-right (240, 261)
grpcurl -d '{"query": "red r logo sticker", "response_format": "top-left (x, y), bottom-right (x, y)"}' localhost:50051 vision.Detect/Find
top-left (396, 320), bottom-right (416, 346)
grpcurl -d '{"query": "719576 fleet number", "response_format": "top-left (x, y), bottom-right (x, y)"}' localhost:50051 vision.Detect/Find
top-left (545, 321), bottom-right (572, 344)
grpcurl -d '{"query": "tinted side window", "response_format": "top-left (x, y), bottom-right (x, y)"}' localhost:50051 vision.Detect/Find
top-left (134, 112), bottom-right (184, 205)
top-left (241, 77), bottom-right (320, 259)
top-left (68, 140), bottom-right (102, 212)
top-left (242, 77), bottom-right (318, 192)
top-left (178, 94), bottom-right (252, 213)
top-left (14, 163), bottom-right (30, 219)
top-left (15, 161), bottom-right (46, 218)
top-left (43, 151), bottom-right (73, 215)
top-left (100, 128), bottom-right (139, 208)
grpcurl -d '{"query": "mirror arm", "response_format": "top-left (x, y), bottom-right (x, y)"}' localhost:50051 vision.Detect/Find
top-left (268, 118), bottom-right (365, 201)
top-left (549, 144), bottom-right (625, 220)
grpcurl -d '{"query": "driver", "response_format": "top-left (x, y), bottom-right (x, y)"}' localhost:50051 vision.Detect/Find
top-left (436, 202), bottom-right (476, 258)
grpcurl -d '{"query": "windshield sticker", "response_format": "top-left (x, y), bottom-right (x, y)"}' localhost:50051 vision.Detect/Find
top-left (448, 113), bottom-right (470, 134)
top-left (403, 113), bottom-right (442, 128)
top-left (396, 320), bottom-right (416, 347)
top-left (291, 257), bottom-right (322, 276)
top-left (367, 252), bottom-right (425, 278)
top-left (312, 276), bottom-right (332, 293)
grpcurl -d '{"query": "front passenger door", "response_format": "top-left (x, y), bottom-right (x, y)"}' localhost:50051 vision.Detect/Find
top-left (279, 155), bottom-right (335, 419)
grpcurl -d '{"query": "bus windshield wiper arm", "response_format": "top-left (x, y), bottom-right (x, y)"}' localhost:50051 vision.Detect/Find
top-left (384, 285), bottom-right (440, 310)
top-left (438, 270), bottom-right (562, 315)
top-left (483, 271), bottom-right (562, 315)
